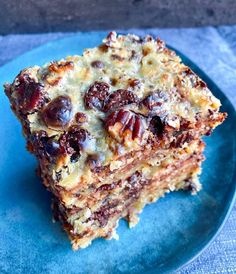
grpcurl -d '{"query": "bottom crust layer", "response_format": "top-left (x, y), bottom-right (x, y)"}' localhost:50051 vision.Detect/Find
top-left (52, 152), bottom-right (203, 250)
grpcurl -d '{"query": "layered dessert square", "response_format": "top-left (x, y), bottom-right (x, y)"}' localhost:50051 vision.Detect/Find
top-left (4, 32), bottom-right (226, 249)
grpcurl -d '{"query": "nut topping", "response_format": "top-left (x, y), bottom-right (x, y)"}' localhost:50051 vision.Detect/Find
top-left (105, 109), bottom-right (146, 145)
top-left (48, 61), bottom-right (74, 74)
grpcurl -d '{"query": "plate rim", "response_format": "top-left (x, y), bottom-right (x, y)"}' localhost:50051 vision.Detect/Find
top-left (168, 47), bottom-right (236, 273)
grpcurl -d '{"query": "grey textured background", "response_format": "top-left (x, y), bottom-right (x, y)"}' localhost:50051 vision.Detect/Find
top-left (0, 26), bottom-right (235, 273)
top-left (1, 0), bottom-right (236, 34)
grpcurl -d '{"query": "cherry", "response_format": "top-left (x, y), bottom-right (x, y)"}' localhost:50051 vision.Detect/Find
top-left (42, 96), bottom-right (72, 128)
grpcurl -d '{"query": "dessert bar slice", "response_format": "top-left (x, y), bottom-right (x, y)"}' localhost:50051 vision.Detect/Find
top-left (4, 32), bottom-right (226, 249)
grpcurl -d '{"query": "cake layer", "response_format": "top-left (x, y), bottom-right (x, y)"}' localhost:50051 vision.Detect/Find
top-left (53, 152), bottom-right (203, 249)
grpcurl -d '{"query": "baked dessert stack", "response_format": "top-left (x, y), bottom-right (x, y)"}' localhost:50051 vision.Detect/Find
top-left (4, 32), bottom-right (226, 249)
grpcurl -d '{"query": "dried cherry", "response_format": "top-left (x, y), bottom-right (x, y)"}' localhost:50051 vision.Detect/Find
top-left (103, 89), bottom-right (138, 112)
top-left (14, 73), bottom-right (45, 114)
top-left (91, 60), bottom-right (104, 69)
top-left (84, 81), bottom-right (110, 111)
top-left (142, 90), bottom-right (168, 111)
top-left (60, 126), bottom-right (90, 162)
top-left (42, 95), bottom-right (72, 128)
top-left (149, 116), bottom-right (165, 136)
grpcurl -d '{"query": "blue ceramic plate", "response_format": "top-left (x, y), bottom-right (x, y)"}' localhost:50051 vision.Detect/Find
top-left (0, 32), bottom-right (235, 274)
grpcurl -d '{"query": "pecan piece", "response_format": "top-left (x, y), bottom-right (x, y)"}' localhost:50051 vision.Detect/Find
top-left (46, 61), bottom-right (74, 86)
top-left (48, 61), bottom-right (74, 74)
top-left (105, 109), bottom-right (146, 145)
top-left (156, 38), bottom-right (165, 51)
top-left (103, 31), bottom-right (117, 47)
top-left (128, 79), bottom-right (141, 89)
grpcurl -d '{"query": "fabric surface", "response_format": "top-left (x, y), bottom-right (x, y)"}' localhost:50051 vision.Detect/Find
top-left (0, 26), bottom-right (235, 273)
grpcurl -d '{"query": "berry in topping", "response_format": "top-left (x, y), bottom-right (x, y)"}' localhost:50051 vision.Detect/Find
top-left (86, 153), bottom-right (103, 171)
top-left (111, 54), bottom-right (125, 61)
top-left (103, 89), bottom-right (138, 112)
top-left (60, 126), bottom-right (94, 162)
top-left (91, 60), bottom-right (104, 69)
top-left (84, 81), bottom-right (110, 111)
top-left (142, 90), bottom-right (168, 111)
top-left (42, 96), bottom-right (72, 129)
top-left (30, 131), bottom-right (64, 159)
top-left (66, 126), bottom-right (88, 152)
top-left (13, 73), bottom-right (45, 114)
top-left (44, 139), bottom-right (62, 157)
top-left (149, 116), bottom-right (165, 136)
top-left (195, 79), bottom-right (207, 88)
top-left (75, 112), bottom-right (87, 124)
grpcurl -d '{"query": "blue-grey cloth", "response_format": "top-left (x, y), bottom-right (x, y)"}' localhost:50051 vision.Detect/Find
top-left (0, 26), bottom-right (235, 273)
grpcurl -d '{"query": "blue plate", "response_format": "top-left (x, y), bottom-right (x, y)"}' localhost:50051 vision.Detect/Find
top-left (0, 32), bottom-right (235, 274)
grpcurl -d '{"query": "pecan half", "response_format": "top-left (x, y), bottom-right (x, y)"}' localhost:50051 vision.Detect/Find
top-left (105, 109), bottom-right (146, 145)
